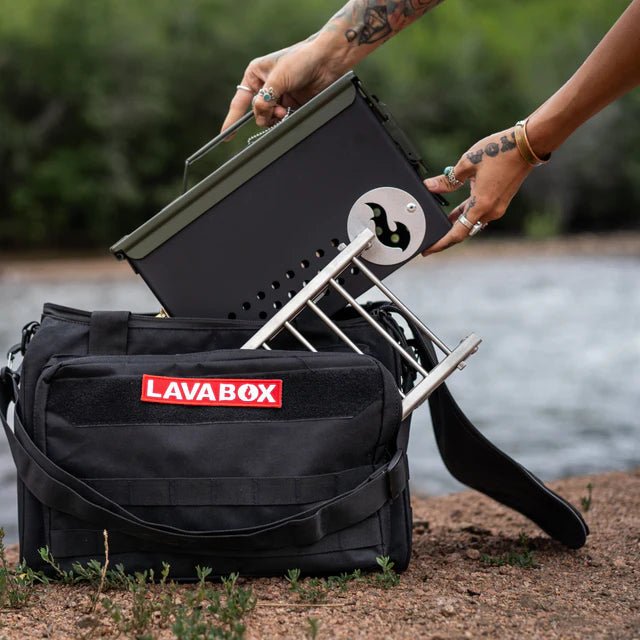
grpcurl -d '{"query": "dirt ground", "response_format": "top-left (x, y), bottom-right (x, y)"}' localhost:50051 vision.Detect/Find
top-left (1, 469), bottom-right (638, 640)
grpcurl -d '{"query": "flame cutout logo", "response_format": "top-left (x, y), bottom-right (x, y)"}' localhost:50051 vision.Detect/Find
top-left (366, 202), bottom-right (411, 251)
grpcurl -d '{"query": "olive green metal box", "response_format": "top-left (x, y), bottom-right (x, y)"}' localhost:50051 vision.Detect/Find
top-left (111, 73), bottom-right (451, 319)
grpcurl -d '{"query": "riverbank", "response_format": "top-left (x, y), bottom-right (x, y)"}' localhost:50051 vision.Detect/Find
top-left (2, 232), bottom-right (640, 283)
top-left (2, 469), bottom-right (638, 639)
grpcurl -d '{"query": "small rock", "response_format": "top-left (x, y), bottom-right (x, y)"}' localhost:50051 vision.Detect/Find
top-left (586, 553), bottom-right (603, 567)
top-left (613, 556), bottom-right (627, 569)
top-left (441, 605), bottom-right (456, 617)
top-left (76, 615), bottom-right (98, 630)
top-left (462, 524), bottom-right (493, 536)
top-left (465, 549), bottom-right (481, 560)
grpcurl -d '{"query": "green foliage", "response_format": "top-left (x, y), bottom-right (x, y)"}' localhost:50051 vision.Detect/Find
top-left (306, 617), bottom-right (321, 640)
top-left (581, 482), bottom-right (594, 512)
top-left (481, 532), bottom-right (539, 569)
top-left (170, 569), bottom-right (256, 640)
top-left (285, 556), bottom-right (400, 603)
top-left (38, 546), bottom-right (130, 589)
top-left (371, 555), bottom-right (401, 588)
top-left (0, 0), bottom-right (637, 250)
top-left (101, 567), bottom-right (178, 638)
top-left (0, 529), bottom-right (48, 609)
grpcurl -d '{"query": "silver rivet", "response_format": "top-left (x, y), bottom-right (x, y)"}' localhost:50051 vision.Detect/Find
top-left (406, 202), bottom-right (417, 213)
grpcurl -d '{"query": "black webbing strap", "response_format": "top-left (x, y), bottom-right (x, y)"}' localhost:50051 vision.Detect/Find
top-left (88, 311), bottom-right (130, 355)
top-left (0, 370), bottom-right (409, 551)
top-left (375, 303), bottom-right (589, 550)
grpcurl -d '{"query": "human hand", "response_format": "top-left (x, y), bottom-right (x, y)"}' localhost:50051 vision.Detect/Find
top-left (220, 37), bottom-right (346, 135)
top-left (422, 127), bottom-right (535, 255)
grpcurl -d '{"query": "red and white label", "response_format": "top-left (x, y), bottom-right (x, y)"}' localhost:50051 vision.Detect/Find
top-left (141, 375), bottom-right (282, 408)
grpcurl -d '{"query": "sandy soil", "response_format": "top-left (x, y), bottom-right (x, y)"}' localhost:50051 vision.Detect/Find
top-left (2, 469), bottom-right (638, 639)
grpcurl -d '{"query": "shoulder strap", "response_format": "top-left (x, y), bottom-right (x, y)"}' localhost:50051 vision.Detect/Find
top-left (0, 366), bottom-right (408, 552)
top-left (374, 303), bottom-right (589, 549)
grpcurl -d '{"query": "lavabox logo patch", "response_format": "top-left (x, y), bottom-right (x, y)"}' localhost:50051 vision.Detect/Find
top-left (141, 375), bottom-right (282, 408)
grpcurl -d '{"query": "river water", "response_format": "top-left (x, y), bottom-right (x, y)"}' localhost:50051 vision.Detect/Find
top-left (0, 251), bottom-right (639, 543)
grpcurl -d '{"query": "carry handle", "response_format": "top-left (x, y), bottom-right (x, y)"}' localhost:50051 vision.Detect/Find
top-left (182, 110), bottom-right (254, 194)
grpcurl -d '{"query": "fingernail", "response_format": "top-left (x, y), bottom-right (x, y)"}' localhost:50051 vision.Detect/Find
top-left (425, 179), bottom-right (438, 190)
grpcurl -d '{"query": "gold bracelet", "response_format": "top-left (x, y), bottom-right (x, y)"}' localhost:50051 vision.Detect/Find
top-left (514, 119), bottom-right (551, 166)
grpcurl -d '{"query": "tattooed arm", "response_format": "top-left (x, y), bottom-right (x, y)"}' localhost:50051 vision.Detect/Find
top-left (423, 0), bottom-right (640, 254)
top-left (221, 0), bottom-right (446, 132)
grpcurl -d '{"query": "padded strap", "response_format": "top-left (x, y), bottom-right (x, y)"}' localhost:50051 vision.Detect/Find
top-left (375, 304), bottom-right (589, 549)
top-left (0, 370), bottom-right (408, 551)
top-left (89, 311), bottom-right (130, 355)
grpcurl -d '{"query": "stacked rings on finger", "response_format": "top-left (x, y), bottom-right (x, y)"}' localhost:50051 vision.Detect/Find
top-left (457, 213), bottom-right (486, 236)
top-left (258, 86), bottom-right (278, 102)
top-left (444, 166), bottom-right (463, 188)
top-left (236, 84), bottom-right (254, 94)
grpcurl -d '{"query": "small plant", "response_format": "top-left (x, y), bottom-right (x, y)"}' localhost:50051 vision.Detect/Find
top-left (37, 548), bottom-right (130, 590)
top-left (370, 556), bottom-right (401, 589)
top-left (172, 569), bottom-right (256, 640)
top-left (481, 533), bottom-right (539, 569)
top-left (306, 617), bottom-right (320, 639)
top-left (286, 556), bottom-right (400, 603)
top-left (0, 528), bottom-right (48, 609)
top-left (581, 482), bottom-right (594, 512)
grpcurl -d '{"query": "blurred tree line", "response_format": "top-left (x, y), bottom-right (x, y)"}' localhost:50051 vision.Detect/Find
top-left (0, 0), bottom-right (637, 251)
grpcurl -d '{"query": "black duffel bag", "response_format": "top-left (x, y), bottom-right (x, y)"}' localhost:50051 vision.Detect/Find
top-left (0, 302), bottom-right (588, 580)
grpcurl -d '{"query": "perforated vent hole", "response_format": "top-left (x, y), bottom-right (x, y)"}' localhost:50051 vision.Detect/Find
top-left (315, 249), bottom-right (325, 258)
top-left (288, 290), bottom-right (296, 299)
top-left (273, 301), bottom-right (282, 310)
top-left (350, 266), bottom-right (360, 276)
top-left (330, 238), bottom-right (340, 247)
top-left (300, 259), bottom-right (309, 269)
top-left (271, 281), bottom-right (280, 290)
top-left (285, 270), bottom-right (295, 280)
top-left (228, 312), bottom-right (236, 320)
top-left (259, 311), bottom-right (268, 320)
top-left (257, 291), bottom-right (266, 300)
top-left (242, 302), bottom-right (251, 311)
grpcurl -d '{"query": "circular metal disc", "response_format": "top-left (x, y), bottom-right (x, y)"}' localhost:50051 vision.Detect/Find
top-left (346, 187), bottom-right (426, 265)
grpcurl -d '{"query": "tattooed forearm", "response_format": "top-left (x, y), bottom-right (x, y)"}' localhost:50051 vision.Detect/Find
top-left (327, 0), bottom-right (447, 47)
top-left (466, 131), bottom-right (517, 165)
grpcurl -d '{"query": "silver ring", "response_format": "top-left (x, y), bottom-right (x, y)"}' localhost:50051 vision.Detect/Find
top-left (457, 213), bottom-right (474, 230)
top-left (236, 84), bottom-right (254, 94)
top-left (444, 166), bottom-right (463, 188)
top-left (257, 86), bottom-right (278, 103)
top-left (469, 221), bottom-right (486, 237)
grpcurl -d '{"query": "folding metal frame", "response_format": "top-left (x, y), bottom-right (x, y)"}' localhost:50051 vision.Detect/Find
top-left (242, 227), bottom-right (482, 420)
